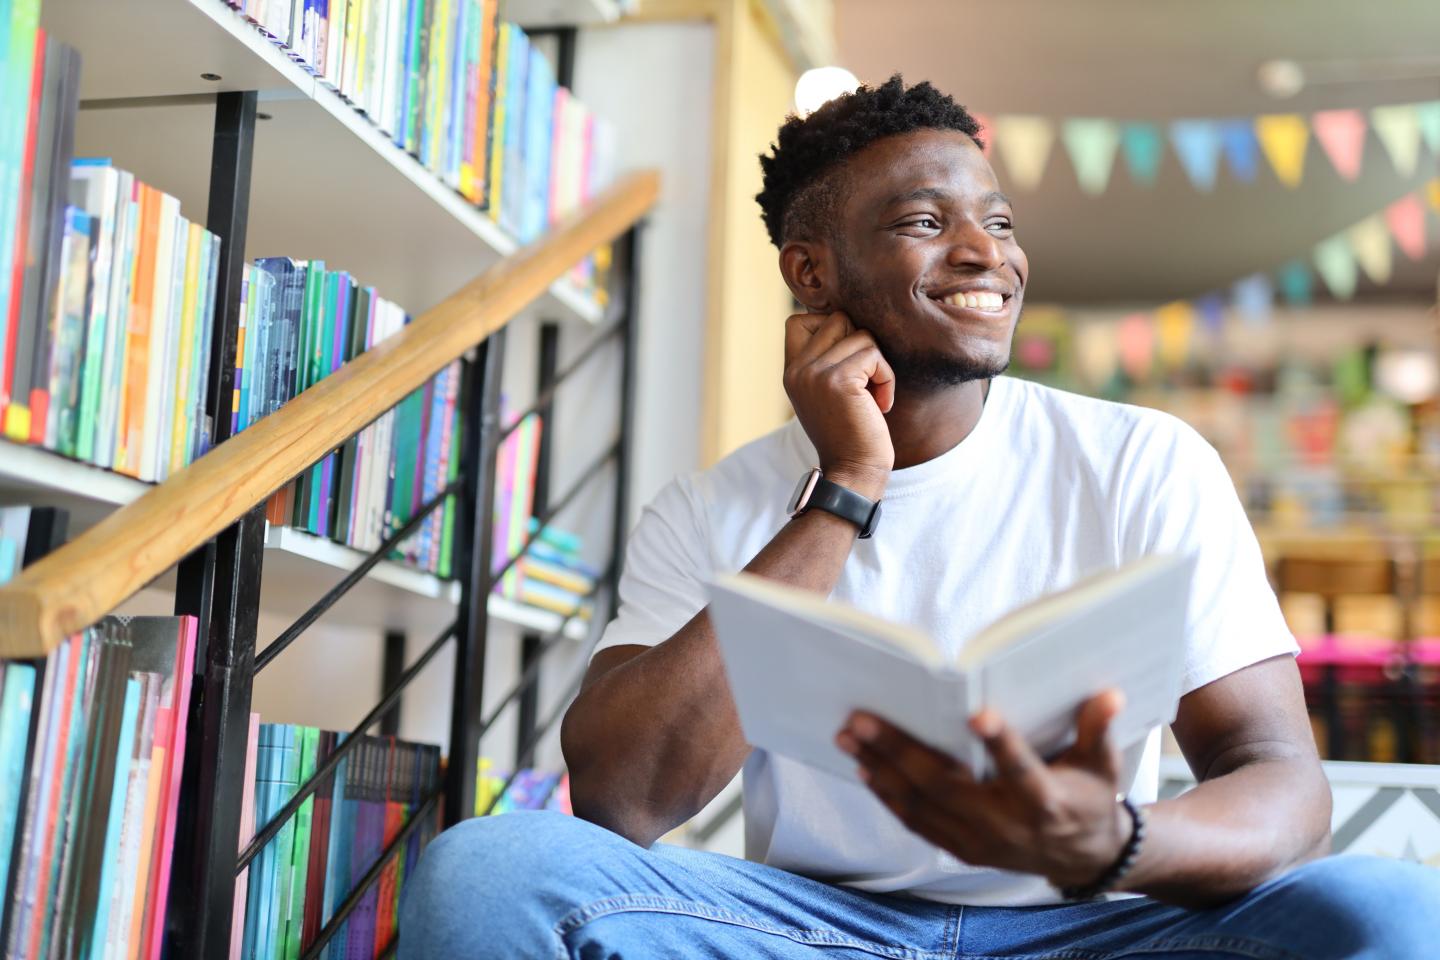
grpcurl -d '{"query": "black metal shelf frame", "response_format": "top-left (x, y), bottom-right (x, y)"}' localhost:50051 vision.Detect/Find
top-left (149, 74), bottom-right (644, 957)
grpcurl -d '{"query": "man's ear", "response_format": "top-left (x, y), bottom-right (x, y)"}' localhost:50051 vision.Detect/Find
top-left (778, 240), bottom-right (836, 313)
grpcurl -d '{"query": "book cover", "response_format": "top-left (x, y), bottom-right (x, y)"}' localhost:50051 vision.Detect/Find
top-left (138, 195), bottom-right (181, 482)
top-left (43, 206), bottom-right (92, 456)
top-left (229, 712), bottom-right (260, 960)
top-left (0, 635), bottom-right (59, 955)
top-left (150, 212), bottom-right (187, 481)
top-left (320, 734), bottom-right (351, 940)
top-left (270, 724), bottom-right (300, 960)
top-left (707, 554), bottom-right (1197, 783)
top-left (485, 17), bottom-right (508, 225)
top-left (500, 24), bottom-right (529, 236)
top-left (115, 184), bottom-right (159, 476)
top-left (166, 221), bottom-right (202, 474)
top-left (0, 1), bottom-right (43, 419)
top-left (520, 43), bottom-right (554, 243)
top-left (95, 171), bottom-right (137, 469)
top-left (103, 669), bottom-right (156, 956)
top-left (67, 165), bottom-right (120, 463)
top-left (282, 725), bottom-right (319, 959)
top-left (300, 730), bottom-right (334, 951)
top-left (0, 663), bottom-right (37, 923)
top-left (79, 670), bottom-right (139, 959)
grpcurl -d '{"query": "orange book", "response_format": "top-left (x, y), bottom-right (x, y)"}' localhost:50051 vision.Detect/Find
top-left (374, 740), bottom-right (404, 955)
top-left (168, 222), bottom-right (202, 475)
top-left (116, 184), bottom-right (159, 476)
top-left (125, 737), bottom-right (166, 960)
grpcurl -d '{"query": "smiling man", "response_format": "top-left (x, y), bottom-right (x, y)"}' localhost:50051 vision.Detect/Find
top-left (400, 76), bottom-right (1439, 957)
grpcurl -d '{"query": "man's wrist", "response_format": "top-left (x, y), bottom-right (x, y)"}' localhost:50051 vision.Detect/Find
top-left (1059, 797), bottom-right (1147, 901)
top-left (820, 465), bottom-right (889, 501)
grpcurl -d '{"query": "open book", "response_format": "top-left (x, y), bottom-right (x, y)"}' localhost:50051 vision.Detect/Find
top-left (707, 553), bottom-right (1197, 781)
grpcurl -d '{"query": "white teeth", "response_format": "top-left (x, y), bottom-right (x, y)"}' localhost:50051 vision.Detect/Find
top-left (942, 291), bottom-right (1005, 311)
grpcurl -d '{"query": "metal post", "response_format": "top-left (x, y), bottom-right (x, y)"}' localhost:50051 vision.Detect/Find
top-left (445, 334), bottom-right (507, 826)
top-left (517, 322), bottom-right (561, 759)
top-left (609, 226), bottom-right (643, 602)
top-left (168, 89), bottom-right (260, 957)
top-left (380, 630), bottom-right (406, 736)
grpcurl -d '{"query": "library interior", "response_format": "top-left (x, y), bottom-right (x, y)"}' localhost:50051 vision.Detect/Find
top-left (1, 0), bottom-right (1439, 957)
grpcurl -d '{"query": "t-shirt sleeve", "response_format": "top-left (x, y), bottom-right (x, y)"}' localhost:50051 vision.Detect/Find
top-left (1124, 418), bottom-right (1299, 694)
top-left (591, 476), bottom-right (712, 658)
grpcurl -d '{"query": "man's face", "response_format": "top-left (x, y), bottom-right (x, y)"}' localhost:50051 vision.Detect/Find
top-left (831, 128), bottom-right (1028, 391)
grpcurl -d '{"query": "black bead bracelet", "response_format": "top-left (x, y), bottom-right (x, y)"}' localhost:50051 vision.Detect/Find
top-left (1060, 796), bottom-right (1147, 902)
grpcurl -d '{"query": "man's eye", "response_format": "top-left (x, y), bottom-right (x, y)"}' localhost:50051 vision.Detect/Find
top-left (987, 220), bottom-right (1014, 233)
top-left (905, 217), bottom-right (940, 230)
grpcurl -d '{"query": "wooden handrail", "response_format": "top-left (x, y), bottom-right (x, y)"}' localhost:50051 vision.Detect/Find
top-left (0, 170), bottom-right (660, 655)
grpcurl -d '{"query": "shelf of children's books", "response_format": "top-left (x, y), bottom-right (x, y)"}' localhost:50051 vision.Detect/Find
top-left (43, 0), bottom-right (606, 325)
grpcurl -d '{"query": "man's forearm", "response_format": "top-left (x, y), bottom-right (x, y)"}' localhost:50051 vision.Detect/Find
top-left (563, 482), bottom-right (883, 847)
top-left (1120, 754), bottom-right (1331, 907)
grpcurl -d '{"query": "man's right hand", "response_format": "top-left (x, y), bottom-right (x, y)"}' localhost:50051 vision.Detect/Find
top-left (782, 311), bottom-right (895, 499)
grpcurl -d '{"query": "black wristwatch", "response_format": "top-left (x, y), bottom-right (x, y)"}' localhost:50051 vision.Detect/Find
top-left (787, 468), bottom-right (882, 539)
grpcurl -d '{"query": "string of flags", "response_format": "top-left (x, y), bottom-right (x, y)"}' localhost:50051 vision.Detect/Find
top-left (1081, 179), bottom-right (1440, 379)
top-left (975, 100), bottom-right (1440, 193)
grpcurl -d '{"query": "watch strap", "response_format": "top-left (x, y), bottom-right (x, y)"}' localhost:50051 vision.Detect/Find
top-left (808, 475), bottom-right (882, 538)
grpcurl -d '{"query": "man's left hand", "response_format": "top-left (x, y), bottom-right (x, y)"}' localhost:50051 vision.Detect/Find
top-left (836, 690), bottom-right (1131, 889)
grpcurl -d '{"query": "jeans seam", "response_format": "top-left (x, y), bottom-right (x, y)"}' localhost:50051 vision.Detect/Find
top-left (1099, 934), bottom-right (1306, 960)
top-left (553, 893), bottom-right (955, 959)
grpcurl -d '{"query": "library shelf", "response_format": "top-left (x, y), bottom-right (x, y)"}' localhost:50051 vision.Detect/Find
top-left (0, 441), bottom-right (589, 640)
top-left (511, 0), bottom-right (625, 28)
top-left (41, 0), bottom-right (605, 325)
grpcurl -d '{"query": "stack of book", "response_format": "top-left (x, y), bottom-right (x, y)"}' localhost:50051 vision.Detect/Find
top-left (234, 259), bottom-right (465, 576)
top-left (222, 1), bottom-right (615, 300)
top-left (235, 725), bottom-right (441, 960)
top-left (515, 519), bottom-right (597, 621)
top-left (0, 616), bottom-right (198, 960)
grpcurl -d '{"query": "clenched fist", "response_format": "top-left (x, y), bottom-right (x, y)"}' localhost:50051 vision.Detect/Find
top-left (782, 312), bottom-right (895, 499)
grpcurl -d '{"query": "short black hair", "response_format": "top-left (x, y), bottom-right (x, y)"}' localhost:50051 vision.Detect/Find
top-left (755, 74), bottom-right (984, 249)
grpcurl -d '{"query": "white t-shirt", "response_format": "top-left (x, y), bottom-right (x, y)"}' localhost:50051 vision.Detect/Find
top-left (593, 375), bottom-right (1298, 906)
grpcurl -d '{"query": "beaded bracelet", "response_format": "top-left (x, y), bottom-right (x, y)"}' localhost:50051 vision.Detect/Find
top-left (1059, 797), bottom-right (1146, 901)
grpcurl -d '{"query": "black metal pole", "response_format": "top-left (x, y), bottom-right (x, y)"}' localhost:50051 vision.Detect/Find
top-left (609, 226), bottom-right (643, 604)
top-left (168, 89), bottom-right (260, 958)
top-left (517, 322), bottom-right (562, 759)
top-left (380, 630), bottom-right (407, 736)
top-left (445, 335), bottom-right (506, 826)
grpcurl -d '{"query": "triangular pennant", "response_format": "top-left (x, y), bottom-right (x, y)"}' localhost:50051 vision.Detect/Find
top-left (1313, 234), bottom-right (1358, 300)
top-left (994, 115), bottom-right (1055, 191)
top-left (1120, 123), bottom-right (1163, 186)
top-left (1385, 193), bottom-right (1427, 261)
top-left (1311, 109), bottom-right (1367, 181)
top-left (1061, 119), bottom-right (1121, 195)
top-left (1276, 259), bottom-right (1313, 307)
top-left (1414, 101), bottom-right (1440, 155)
top-left (1155, 301), bottom-right (1195, 369)
top-left (1255, 114), bottom-right (1309, 188)
top-left (971, 110), bottom-right (995, 158)
top-left (1169, 120), bottom-right (1222, 191)
top-left (1348, 214), bottom-right (1393, 284)
top-left (1220, 120), bottom-right (1260, 183)
top-left (1232, 273), bottom-right (1273, 325)
top-left (1429, 178), bottom-right (1440, 214)
top-left (1118, 313), bottom-right (1154, 381)
top-left (1372, 104), bottom-right (1422, 176)
top-left (1074, 321), bottom-right (1119, 388)
top-left (1195, 293), bottom-right (1225, 333)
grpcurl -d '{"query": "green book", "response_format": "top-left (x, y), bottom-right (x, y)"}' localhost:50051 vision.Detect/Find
top-left (282, 725), bottom-right (318, 960)
top-left (437, 403), bottom-right (462, 579)
top-left (306, 271), bottom-right (338, 534)
top-left (387, 387), bottom-right (425, 554)
top-left (269, 725), bottom-right (299, 960)
top-left (292, 263), bottom-right (324, 529)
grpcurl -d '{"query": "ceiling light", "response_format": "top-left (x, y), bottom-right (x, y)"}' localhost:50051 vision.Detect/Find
top-left (795, 66), bottom-right (860, 117)
top-left (1257, 59), bottom-right (1305, 98)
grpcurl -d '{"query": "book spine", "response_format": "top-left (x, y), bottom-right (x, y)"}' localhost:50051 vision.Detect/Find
top-left (0, 0), bottom-right (43, 420)
top-left (70, 167), bottom-right (117, 462)
top-left (167, 222), bottom-right (202, 474)
top-left (95, 173), bottom-right (136, 469)
top-left (82, 674), bottom-right (139, 960)
top-left (2, 33), bottom-right (48, 441)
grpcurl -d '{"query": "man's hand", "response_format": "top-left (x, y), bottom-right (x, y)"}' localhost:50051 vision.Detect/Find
top-left (783, 311), bottom-right (895, 498)
top-left (836, 690), bottom-right (1131, 889)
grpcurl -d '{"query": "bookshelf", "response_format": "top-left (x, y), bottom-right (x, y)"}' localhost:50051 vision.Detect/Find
top-left (508, 0), bottom-right (626, 28)
top-left (43, 0), bottom-right (605, 322)
top-left (0, 439), bottom-right (591, 639)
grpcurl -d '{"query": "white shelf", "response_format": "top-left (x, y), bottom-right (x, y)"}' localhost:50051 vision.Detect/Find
top-left (43, 0), bottom-right (605, 325)
top-left (0, 441), bottom-right (590, 639)
top-left (506, 0), bottom-right (624, 28)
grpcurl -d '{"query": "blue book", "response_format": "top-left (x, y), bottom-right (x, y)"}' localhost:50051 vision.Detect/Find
top-left (501, 24), bottom-right (530, 236)
top-left (270, 725), bottom-right (298, 960)
top-left (319, 734), bottom-right (349, 960)
top-left (84, 675), bottom-right (139, 960)
top-left (0, 662), bottom-right (37, 910)
top-left (521, 44), bottom-right (555, 243)
top-left (243, 723), bottom-right (272, 960)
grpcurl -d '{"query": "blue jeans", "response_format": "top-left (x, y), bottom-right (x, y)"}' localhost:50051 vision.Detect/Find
top-left (398, 810), bottom-right (1440, 959)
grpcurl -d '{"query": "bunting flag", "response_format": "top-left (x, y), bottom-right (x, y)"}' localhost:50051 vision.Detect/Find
top-left (1313, 234), bottom-right (1359, 300)
top-left (1428, 178), bottom-right (1440, 214)
top-left (1348, 215), bottom-right (1393, 284)
top-left (1232, 273), bottom-right (1274, 326)
top-left (1120, 123), bottom-right (1164, 186)
top-left (1372, 104), bottom-right (1422, 177)
top-left (1061, 119), bottom-right (1121, 195)
top-left (1170, 120), bottom-right (1223, 191)
top-left (1155, 301), bottom-right (1195, 368)
top-left (1385, 194), bottom-right (1428, 261)
top-left (994, 115), bottom-right (1055, 191)
top-left (1312, 109), bottom-right (1367, 181)
top-left (1276, 259), bottom-right (1314, 306)
top-left (972, 111), bottom-right (995, 158)
top-left (1220, 120), bottom-right (1260, 183)
top-left (969, 99), bottom-right (1439, 193)
top-left (1195, 293), bottom-right (1226, 333)
top-left (1074, 321), bottom-right (1120, 386)
top-left (1255, 114), bottom-right (1309, 188)
top-left (1417, 101), bottom-right (1440, 155)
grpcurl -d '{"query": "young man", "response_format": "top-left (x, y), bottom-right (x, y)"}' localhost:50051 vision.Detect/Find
top-left (401, 77), bottom-right (1439, 957)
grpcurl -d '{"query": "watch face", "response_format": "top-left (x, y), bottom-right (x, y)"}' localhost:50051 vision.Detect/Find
top-left (788, 468), bottom-right (821, 517)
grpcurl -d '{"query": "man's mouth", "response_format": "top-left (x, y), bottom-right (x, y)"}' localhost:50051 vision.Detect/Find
top-left (928, 286), bottom-right (1012, 314)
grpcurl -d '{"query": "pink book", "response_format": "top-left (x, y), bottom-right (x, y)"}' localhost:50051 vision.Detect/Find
top-left (491, 404), bottom-right (517, 588)
top-left (139, 616), bottom-right (198, 960)
top-left (229, 712), bottom-right (261, 960)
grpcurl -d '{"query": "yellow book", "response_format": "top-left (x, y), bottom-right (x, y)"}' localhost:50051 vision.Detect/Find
top-left (353, 0), bottom-right (370, 107)
top-left (168, 223), bottom-right (201, 475)
top-left (487, 21), bottom-right (509, 221)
